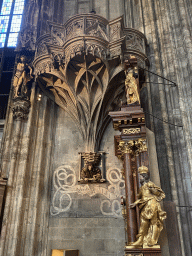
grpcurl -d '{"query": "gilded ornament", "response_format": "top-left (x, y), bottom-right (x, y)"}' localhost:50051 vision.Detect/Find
top-left (123, 128), bottom-right (140, 135)
top-left (118, 140), bottom-right (134, 155)
top-left (129, 166), bottom-right (167, 248)
top-left (135, 138), bottom-right (147, 153)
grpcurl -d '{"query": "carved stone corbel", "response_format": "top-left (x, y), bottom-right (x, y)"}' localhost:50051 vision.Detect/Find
top-left (12, 97), bottom-right (31, 120)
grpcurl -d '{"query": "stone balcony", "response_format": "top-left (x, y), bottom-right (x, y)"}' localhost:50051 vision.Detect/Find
top-left (33, 14), bottom-right (148, 76)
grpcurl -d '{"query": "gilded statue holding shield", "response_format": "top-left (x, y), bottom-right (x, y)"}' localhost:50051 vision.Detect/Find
top-left (130, 166), bottom-right (167, 247)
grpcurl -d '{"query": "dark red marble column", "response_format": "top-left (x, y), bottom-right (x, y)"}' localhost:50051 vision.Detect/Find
top-left (124, 152), bottom-right (137, 244)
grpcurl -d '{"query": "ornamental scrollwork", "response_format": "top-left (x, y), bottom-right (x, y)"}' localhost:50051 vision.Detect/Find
top-left (51, 166), bottom-right (125, 217)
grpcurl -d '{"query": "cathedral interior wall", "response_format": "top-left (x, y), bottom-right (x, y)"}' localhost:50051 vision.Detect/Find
top-left (0, 0), bottom-right (192, 255)
top-left (47, 106), bottom-right (125, 255)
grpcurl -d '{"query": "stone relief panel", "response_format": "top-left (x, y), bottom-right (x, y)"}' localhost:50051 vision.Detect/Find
top-left (85, 18), bottom-right (108, 41)
top-left (66, 20), bottom-right (84, 41)
top-left (109, 22), bottom-right (121, 42)
top-left (125, 32), bottom-right (145, 53)
top-left (50, 165), bottom-right (125, 218)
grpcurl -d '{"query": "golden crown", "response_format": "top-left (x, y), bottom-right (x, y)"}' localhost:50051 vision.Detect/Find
top-left (138, 165), bottom-right (149, 174)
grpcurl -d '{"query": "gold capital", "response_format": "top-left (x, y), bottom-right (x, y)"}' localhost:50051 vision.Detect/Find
top-left (135, 138), bottom-right (147, 153)
top-left (118, 139), bottom-right (148, 159)
top-left (118, 140), bottom-right (134, 155)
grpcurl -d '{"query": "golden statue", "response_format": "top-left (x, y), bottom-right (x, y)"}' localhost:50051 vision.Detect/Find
top-left (13, 56), bottom-right (33, 98)
top-left (130, 166), bottom-right (167, 247)
top-left (125, 69), bottom-right (140, 104)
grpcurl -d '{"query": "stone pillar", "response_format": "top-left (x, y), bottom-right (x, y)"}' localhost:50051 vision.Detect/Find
top-left (0, 85), bottom-right (31, 256)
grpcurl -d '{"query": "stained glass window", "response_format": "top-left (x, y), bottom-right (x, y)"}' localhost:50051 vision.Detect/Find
top-left (0, 0), bottom-right (12, 15)
top-left (0, 16), bottom-right (9, 33)
top-left (0, 0), bottom-right (25, 47)
top-left (10, 15), bottom-right (22, 32)
top-left (13, 0), bottom-right (24, 15)
top-left (7, 32), bottom-right (18, 47)
top-left (0, 34), bottom-right (6, 47)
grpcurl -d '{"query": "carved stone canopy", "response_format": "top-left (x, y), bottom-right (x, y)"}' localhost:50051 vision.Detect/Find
top-left (33, 14), bottom-right (148, 75)
top-left (33, 14), bottom-right (148, 152)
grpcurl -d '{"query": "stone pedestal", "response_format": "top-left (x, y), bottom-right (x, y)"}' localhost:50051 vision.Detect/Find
top-left (124, 247), bottom-right (161, 256)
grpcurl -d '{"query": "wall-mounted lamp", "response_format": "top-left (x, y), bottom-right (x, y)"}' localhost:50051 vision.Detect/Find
top-left (37, 94), bottom-right (42, 101)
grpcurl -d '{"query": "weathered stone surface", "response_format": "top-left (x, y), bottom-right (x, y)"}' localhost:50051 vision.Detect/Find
top-left (50, 110), bottom-right (124, 218)
top-left (48, 217), bottom-right (125, 256)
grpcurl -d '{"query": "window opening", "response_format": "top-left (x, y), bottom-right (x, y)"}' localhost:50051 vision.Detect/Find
top-left (0, 0), bottom-right (25, 48)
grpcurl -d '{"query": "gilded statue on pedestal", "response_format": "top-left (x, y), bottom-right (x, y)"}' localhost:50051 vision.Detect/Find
top-left (130, 166), bottom-right (167, 247)
top-left (13, 55), bottom-right (33, 98)
top-left (125, 69), bottom-right (140, 105)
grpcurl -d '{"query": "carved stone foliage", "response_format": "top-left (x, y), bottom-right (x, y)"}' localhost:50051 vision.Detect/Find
top-left (109, 20), bottom-right (122, 41)
top-left (37, 54), bottom-right (124, 151)
top-left (65, 19), bottom-right (84, 41)
top-left (125, 31), bottom-right (146, 53)
top-left (34, 14), bottom-right (147, 66)
top-left (85, 18), bottom-right (108, 41)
